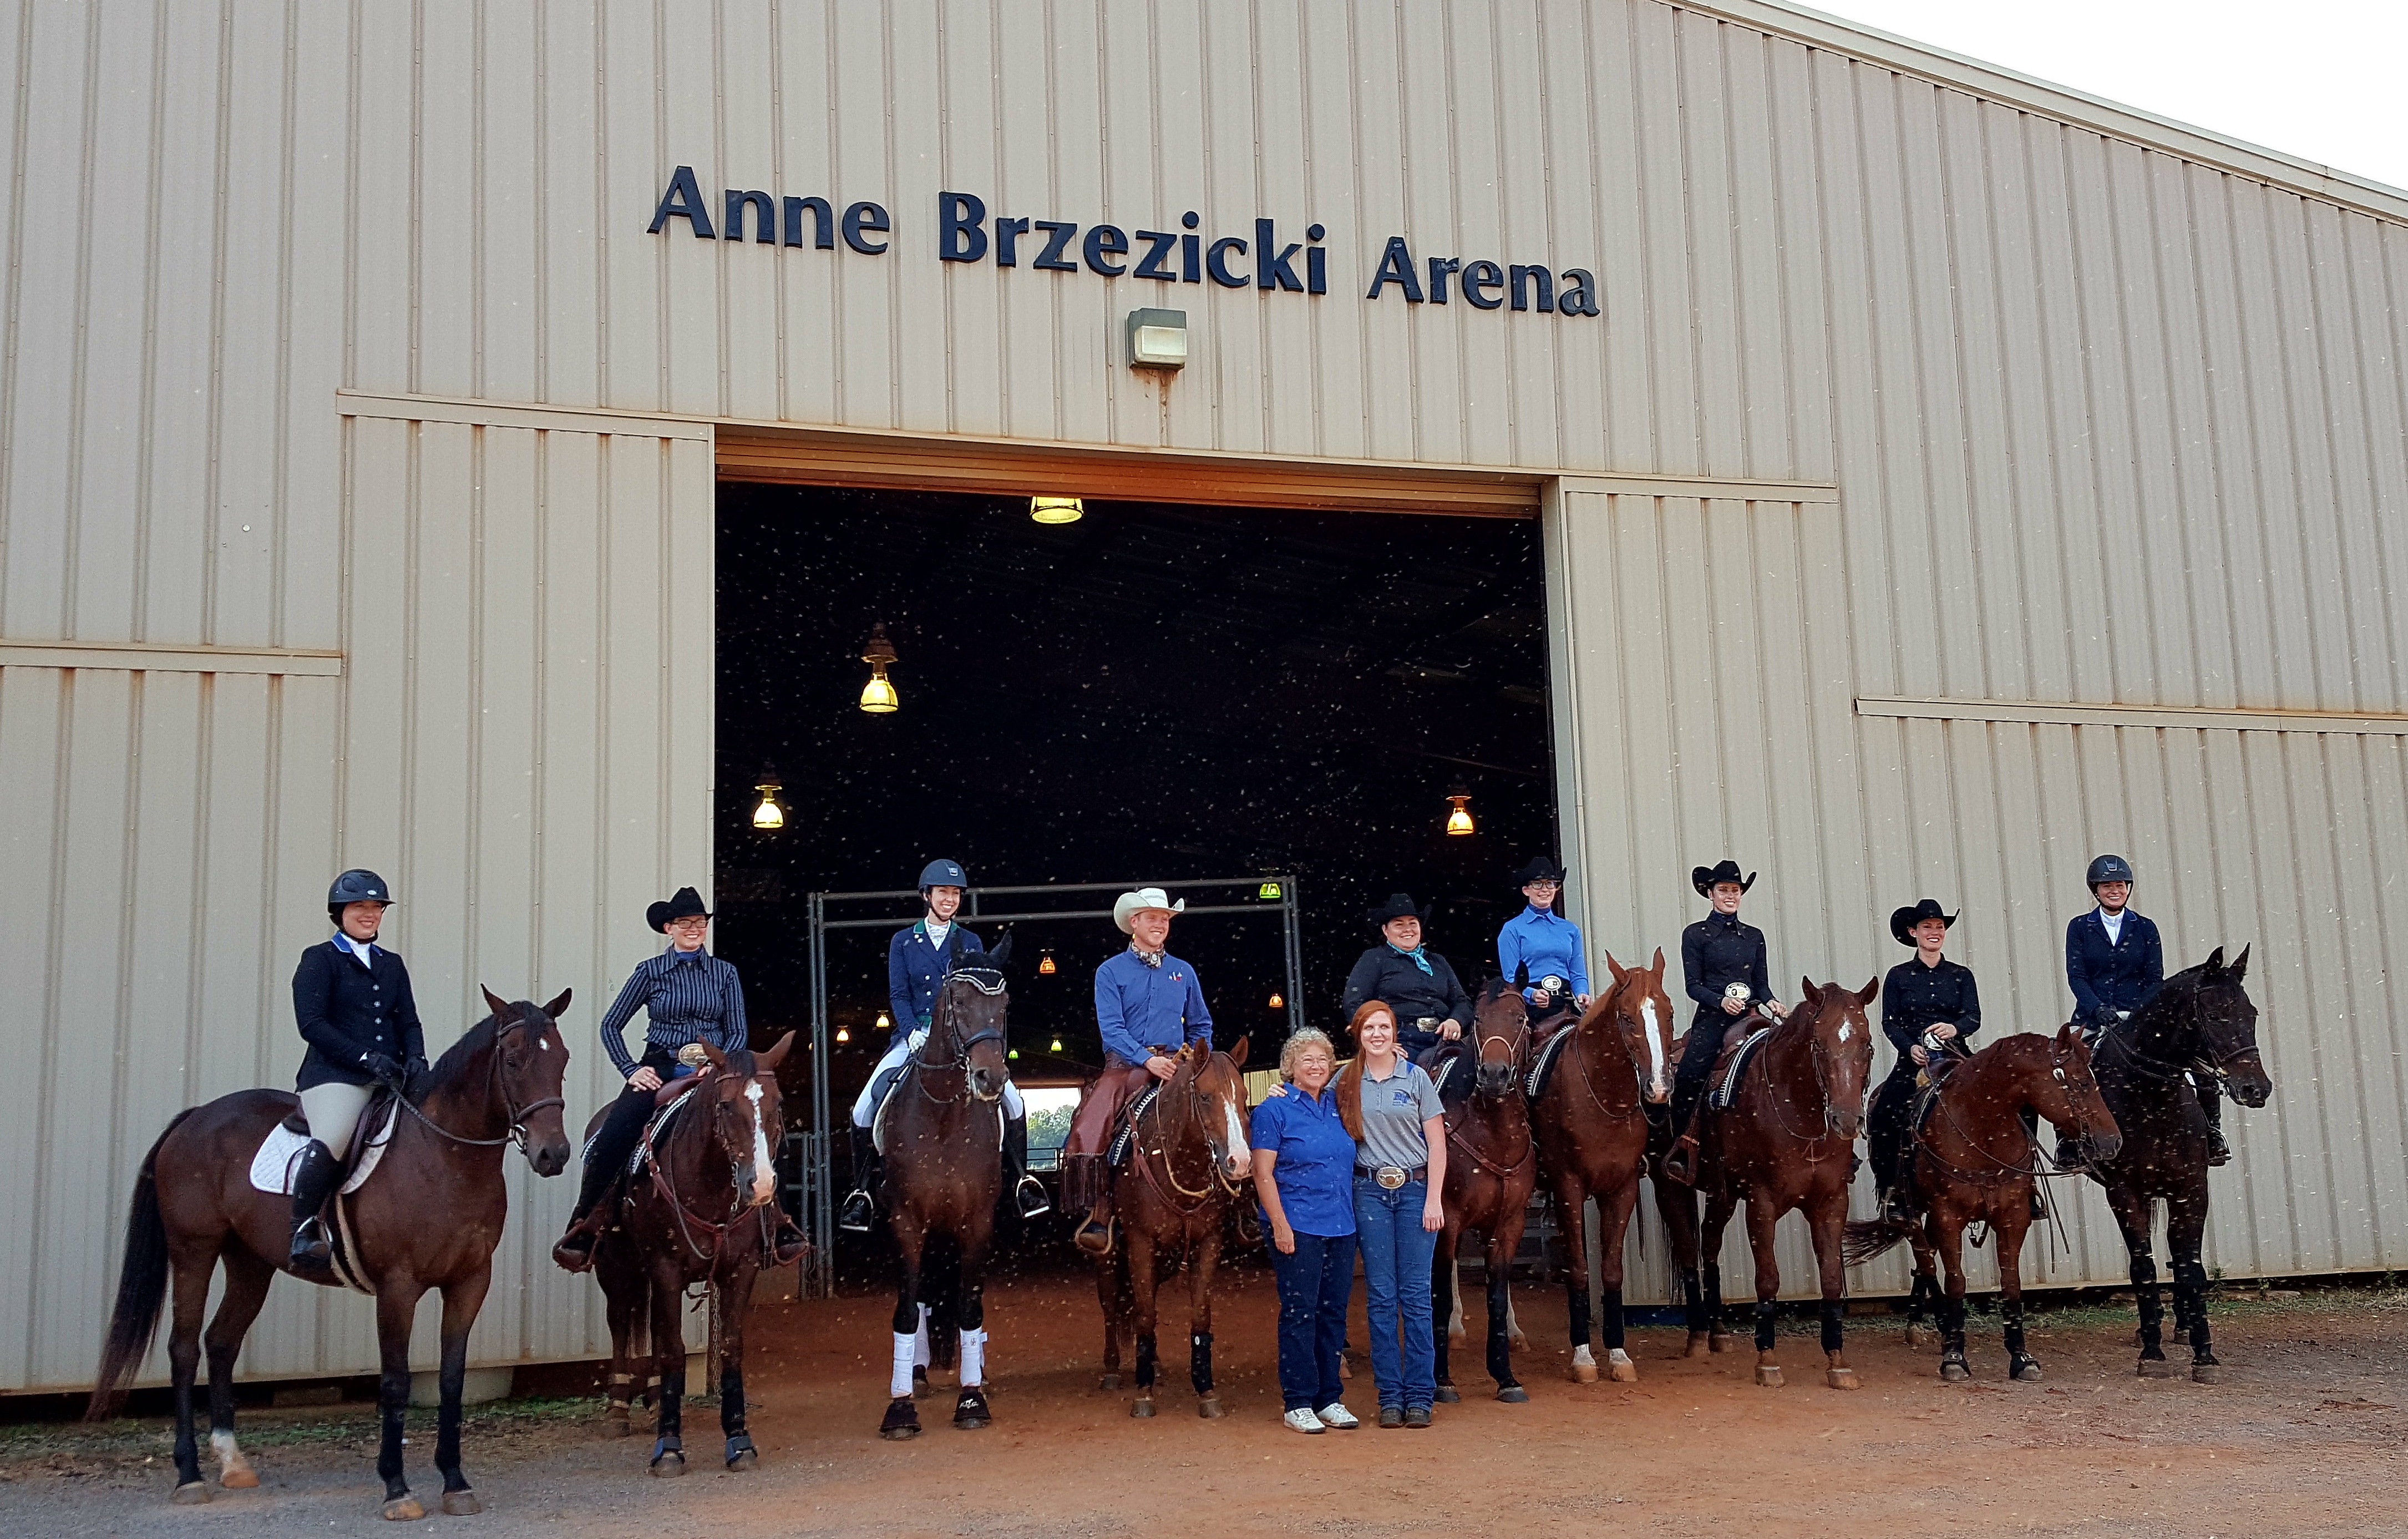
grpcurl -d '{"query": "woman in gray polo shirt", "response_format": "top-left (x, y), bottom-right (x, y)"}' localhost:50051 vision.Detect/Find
top-left (1336, 1000), bottom-right (1448, 1427)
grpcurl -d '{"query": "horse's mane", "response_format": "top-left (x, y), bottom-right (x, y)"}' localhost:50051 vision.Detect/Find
top-left (427, 1011), bottom-right (501, 1087)
top-left (1477, 976), bottom-right (1515, 1008)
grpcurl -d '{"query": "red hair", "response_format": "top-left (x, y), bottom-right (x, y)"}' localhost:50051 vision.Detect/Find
top-left (1334, 1000), bottom-right (1395, 1142)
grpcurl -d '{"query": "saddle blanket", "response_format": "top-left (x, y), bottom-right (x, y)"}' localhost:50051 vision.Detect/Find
top-left (249, 1102), bottom-right (399, 1197)
top-left (1105, 1084), bottom-right (1162, 1168)
top-left (1707, 1026), bottom-right (1777, 1111)
top-left (1522, 1026), bottom-right (1578, 1102)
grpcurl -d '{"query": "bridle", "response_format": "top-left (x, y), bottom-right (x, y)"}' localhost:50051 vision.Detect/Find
top-left (1753, 1002), bottom-right (1865, 1163)
top-left (640, 1067), bottom-right (780, 1269)
top-left (1448, 1004), bottom-right (1534, 1179)
top-left (1135, 1054), bottom-right (1246, 1213)
top-left (911, 968), bottom-right (1010, 1106)
top-left (2096, 990), bottom-right (2258, 1090)
top-left (1917, 1036), bottom-right (2098, 1187)
top-left (1564, 984), bottom-right (1656, 1126)
top-left (394, 1009), bottom-right (565, 1153)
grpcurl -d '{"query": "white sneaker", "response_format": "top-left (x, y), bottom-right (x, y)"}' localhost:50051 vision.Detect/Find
top-left (1316, 1401), bottom-right (1359, 1430)
top-left (1282, 1408), bottom-right (1327, 1434)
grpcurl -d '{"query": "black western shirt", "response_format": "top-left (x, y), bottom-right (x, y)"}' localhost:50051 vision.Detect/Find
top-left (1680, 912), bottom-right (1771, 1032)
top-left (1341, 945), bottom-right (1474, 1056)
top-left (1879, 956), bottom-right (1982, 1064)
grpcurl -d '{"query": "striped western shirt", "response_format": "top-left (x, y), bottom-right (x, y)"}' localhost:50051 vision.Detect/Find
top-left (596, 946), bottom-right (751, 1078)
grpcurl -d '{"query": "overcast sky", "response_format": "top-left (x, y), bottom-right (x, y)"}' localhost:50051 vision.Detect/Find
top-left (1814, 0), bottom-right (2408, 193)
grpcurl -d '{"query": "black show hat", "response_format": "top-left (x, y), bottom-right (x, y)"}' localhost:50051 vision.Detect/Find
top-left (1366, 893), bottom-right (1433, 928)
top-left (646, 885), bottom-right (712, 933)
top-left (1513, 856), bottom-right (1566, 887)
top-left (1890, 898), bottom-right (1959, 946)
top-left (1691, 860), bottom-right (1757, 899)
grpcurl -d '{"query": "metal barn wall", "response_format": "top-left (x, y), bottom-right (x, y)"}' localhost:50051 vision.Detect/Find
top-left (2, 0), bottom-right (2406, 1387)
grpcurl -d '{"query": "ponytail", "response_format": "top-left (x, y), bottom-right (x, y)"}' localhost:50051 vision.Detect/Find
top-left (1336, 1000), bottom-right (1395, 1143)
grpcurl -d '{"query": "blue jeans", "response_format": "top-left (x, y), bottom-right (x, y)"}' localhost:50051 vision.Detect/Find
top-left (1355, 1177), bottom-right (1437, 1410)
top-left (1270, 1231), bottom-right (1355, 1412)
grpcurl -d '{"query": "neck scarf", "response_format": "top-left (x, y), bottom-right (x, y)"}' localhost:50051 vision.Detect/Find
top-left (1390, 943), bottom-right (1433, 976)
top-left (1129, 943), bottom-right (1165, 968)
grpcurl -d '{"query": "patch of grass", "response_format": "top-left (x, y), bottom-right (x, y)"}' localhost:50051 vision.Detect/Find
top-left (0, 1395), bottom-right (600, 1465)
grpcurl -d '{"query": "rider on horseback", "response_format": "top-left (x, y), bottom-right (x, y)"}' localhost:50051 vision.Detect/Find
top-left (1341, 893), bottom-right (1471, 1061)
top-left (839, 859), bottom-right (1049, 1232)
top-left (2067, 855), bottom-right (2223, 1163)
top-left (552, 887), bottom-right (806, 1271)
top-left (1868, 899), bottom-right (1982, 1224)
top-left (1496, 857), bottom-right (1591, 1021)
top-left (288, 869), bottom-right (425, 1272)
top-left (1665, 860), bottom-right (1788, 1176)
top-left (1064, 888), bottom-right (1214, 1257)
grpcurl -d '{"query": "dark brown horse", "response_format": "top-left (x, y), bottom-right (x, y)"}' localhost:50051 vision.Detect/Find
top-left (1842, 1026), bottom-right (2123, 1380)
top-left (878, 935), bottom-right (1015, 1440)
top-left (1432, 981), bottom-right (1536, 1403)
top-left (1094, 1039), bottom-right (1253, 1418)
top-left (589, 1033), bottom-right (797, 1475)
top-left (89, 989), bottom-right (573, 1518)
top-left (1528, 951), bottom-right (1678, 1385)
top-left (1691, 976), bottom-right (1878, 1390)
top-left (2085, 947), bottom-right (2270, 1381)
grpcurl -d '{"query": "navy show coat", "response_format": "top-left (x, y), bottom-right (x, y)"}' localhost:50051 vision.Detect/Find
top-left (890, 921), bottom-right (985, 1030)
top-left (2065, 908), bottom-right (2164, 1025)
top-left (293, 938), bottom-right (426, 1090)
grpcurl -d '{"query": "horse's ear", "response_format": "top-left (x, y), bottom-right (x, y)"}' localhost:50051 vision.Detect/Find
top-left (1800, 978), bottom-right (1822, 1010)
top-left (758, 1030), bottom-right (797, 1071)
top-left (700, 1042), bottom-right (727, 1071)
top-left (2056, 1022), bottom-right (2077, 1049)
top-left (1605, 952), bottom-right (1628, 986)
top-left (988, 931), bottom-right (1015, 968)
top-left (2227, 943), bottom-right (2250, 981)
top-left (1514, 963), bottom-right (1529, 990)
top-left (1650, 946), bottom-right (1666, 977)
top-left (1226, 1035), bottom-right (1249, 1070)
top-left (481, 985), bottom-right (511, 1021)
top-left (1856, 975), bottom-right (1880, 1007)
top-left (543, 988), bottom-right (573, 1020)
top-left (949, 930), bottom-right (965, 966)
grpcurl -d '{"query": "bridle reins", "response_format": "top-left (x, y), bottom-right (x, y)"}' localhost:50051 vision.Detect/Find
top-left (1135, 1055), bottom-right (1246, 1213)
top-left (910, 968), bottom-right (1010, 1106)
top-left (1916, 1039), bottom-right (2098, 1187)
top-left (2095, 994), bottom-right (2256, 1089)
top-left (641, 1067), bottom-right (780, 1269)
top-left (1751, 1004), bottom-right (1865, 1163)
top-left (394, 1010), bottom-right (565, 1153)
top-left (1448, 1008), bottom-right (1535, 1179)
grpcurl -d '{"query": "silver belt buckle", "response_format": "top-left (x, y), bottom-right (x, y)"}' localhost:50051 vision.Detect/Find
top-left (1375, 1165), bottom-right (1408, 1191)
top-left (1542, 975), bottom-right (1566, 993)
top-left (1415, 1016), bottom-right (1441, 1031)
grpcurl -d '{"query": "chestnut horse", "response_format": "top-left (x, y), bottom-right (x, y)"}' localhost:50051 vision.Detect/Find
top-left (1432, 981), bottom-right (1535, 1403)
top-left (89, 989), bottom-right (574, 1519)
top-left (1528, 951), bottom-right (1678, 1385)
top-left (1095, 1039), bottom-right (1253, 1419)
top-left (1691, 977), bottom-right (1878, 1390)
top-left (589, 1033), bottom-right (796, 1475)
top-left (2086, 947), bottom-right (2270, 1381)
top-left (1843, 1026), bottom-right (2122, 1380)
top-left (879, 935), bottom-right (1015, 1440)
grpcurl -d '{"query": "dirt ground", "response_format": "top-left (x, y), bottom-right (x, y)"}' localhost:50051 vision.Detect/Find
top-left (6, 1267), bottom-right (2402, 1539)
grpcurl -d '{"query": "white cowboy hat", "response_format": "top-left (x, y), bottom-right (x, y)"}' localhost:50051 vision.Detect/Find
top-left (1113, 887), bottom-right (1186, 934)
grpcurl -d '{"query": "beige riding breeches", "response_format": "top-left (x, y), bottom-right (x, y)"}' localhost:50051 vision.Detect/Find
top-left (299, 1081), bottom-right (376, 1160)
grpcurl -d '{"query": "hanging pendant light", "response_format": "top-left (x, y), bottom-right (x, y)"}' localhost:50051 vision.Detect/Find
top-left (1037, 949), bottom-right (1058, 976)
top-left (1049, 1035), bottom-right (1065, 1053)
top-left (1008, 1047), bottom-right (1020, 1061)
top-left (751, 765), bottom-right (785, 830)
top-left (835, 1024), bottom-right (851, 1044)
top-left (875, 1011), bottom-right (892, 1031)
top-left (1444, 784), bottom-right (1476, 837)
top-left (858, 623), bottom-right (900, 713)
top-left (1268, 991), bottom-right (1285, 1011)
top-left (1030, 494), bottom-right (1084, 525)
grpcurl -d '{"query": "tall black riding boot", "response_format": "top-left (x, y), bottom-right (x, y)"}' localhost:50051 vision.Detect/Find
top-left (551, 1138), bottom-right (623, 1273)
top-left (1003, 1113), bottom-right (1051, 1218)
top-left (839, 1125), bottom-right (881, 1233)
top-left (2197, 1076), bottom-right (2230, 1166)
top-left (288, 1141), bottom-right (339, 1272)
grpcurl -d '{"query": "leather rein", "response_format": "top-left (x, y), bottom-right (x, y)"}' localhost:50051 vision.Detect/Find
top-left (1133, 1059), bottom-right (1246, 1216)
top-left (1749, 1006), bottom-right (1861, 1165)
top-left (1913, 1041), bottom-right (2095, 1188)
top-left (1447, 1015), bottom-right (1535, 1180)
top-left (394, 1011), bottom-right (565, 1152)
top-left (638, 1072), bottom-right (778, 1270)
top-left (908, 968), bottom-right (1010, 1107)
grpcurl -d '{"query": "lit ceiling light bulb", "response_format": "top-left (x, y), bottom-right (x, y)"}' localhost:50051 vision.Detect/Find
top-left (875, 1011), bottom-right (891, 1031)
top-left (1030, 495), bottom-right (1084, 525)
top-left (859, 622), bottom-right (899, 713)
top-left (1049, 1035), bottom-right (1064, 1053)
top-left (1445, 785), bottom-right (1475, 837)
top-left (751, 765), bottom-right (785, 830)
top-left (1268, 992), bottom-right (1285, 1010)
top-left (835, 1025), bottom-right (851, 1044)
top-left (1038, 950), bottom-right (1058, 975)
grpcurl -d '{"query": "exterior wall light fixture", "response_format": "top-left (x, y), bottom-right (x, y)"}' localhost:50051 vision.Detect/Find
top-left (1127, 307), bottom-right (1187, 370)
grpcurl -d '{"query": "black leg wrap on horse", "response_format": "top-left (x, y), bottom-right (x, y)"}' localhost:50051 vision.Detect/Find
top-left (1819, 1300), bottom-right (1844, 1356)
top-left (2002, 1297), bottom-right (2027, 1358)
top-left (1600, 1285), bottom-right (1626, 1350)
top-left (1134, 1334), bottom-right (1157, 1391)
top-left (1754, 1300), bottom-right (1777, 1354)
top-left (1704, 1263), bottom-right (1726, 1329)
top-left (1190, 1332), bottom-right (1214, 1396)
top-left (1567, 1280), bottom-right (1591, 1348)
top-left (1487, 1272), bottom-right (1515, 1386)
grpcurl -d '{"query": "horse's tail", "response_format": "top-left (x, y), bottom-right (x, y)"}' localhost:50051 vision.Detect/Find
top-left (1841, 1215), bottom-right (1914, 1269)
top-left (87, 1108), bottom-right (197, 1421)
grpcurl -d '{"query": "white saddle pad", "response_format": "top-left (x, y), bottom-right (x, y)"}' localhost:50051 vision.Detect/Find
top-left (249, 1102), bottom-right (399, 1197)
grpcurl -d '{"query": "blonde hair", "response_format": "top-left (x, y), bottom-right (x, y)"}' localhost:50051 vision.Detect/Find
top-left (1279, 1027), bottom-right (1337, 1082)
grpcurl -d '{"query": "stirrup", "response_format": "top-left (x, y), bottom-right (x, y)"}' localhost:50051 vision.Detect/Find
top-left (1073, 1214), bottom-right (1116, 1258)
top-left (1012, 1176), bottom-right (1052, 1219)
top-left (289, 1218), bottom-right (333, 1273)
top-left (838, 1189), bottom-right (876, 1233)
top-left (1662, 1134), bottom-right (1702, 1187)
top-left (551, 1224), bottom-right (599, 1274)
top-left (2204, 1130), bottom-right (2231, 1167)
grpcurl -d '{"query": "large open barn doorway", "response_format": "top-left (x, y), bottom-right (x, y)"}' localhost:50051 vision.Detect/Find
top-left (710, 483), bottom-right (1552, 1284)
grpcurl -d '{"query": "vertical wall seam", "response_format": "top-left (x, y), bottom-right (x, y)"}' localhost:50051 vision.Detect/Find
top-left (1936, 87), bottom-right (1995, 702)
top-left (201, 0), bottom-right (236, 644)
top-left (533, 0), bottom-right (549, 403)
top-left (0, 0), bottom-right (40, 636)
top-left (342, 0), bottom-right (363, 391)
top-left (132, 0), bottom-right (171, 644)
top-left (408, 0), bottom-right (424, 396)
top-left (272, 0), bottom-right (300, 650)
top-left (59, 0), bottom-right (102, 641)
top-left (23, 672), bottom-right (71, 1379)
top-left (464, 426), bottom-right (485, 1021)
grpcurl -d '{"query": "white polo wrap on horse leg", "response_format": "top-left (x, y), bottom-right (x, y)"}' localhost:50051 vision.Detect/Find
top-left (889, 1333), bottom-right (917, 1399)
top-left (914, 1303), bottom-right (932, 1369)
top-left (959, 1327), bottom-right (986, 1388)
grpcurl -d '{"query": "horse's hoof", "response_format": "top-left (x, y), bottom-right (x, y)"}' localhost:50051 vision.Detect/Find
top-left (1755, 1365), bottom-right (1784, 1388)
top-left (1496, 1385), bottom-right (1529, 1404)
top-left (2011, 1358), bottom-right (2044, 1383)
top-left (1709, 1332), bottom-right (1734, 1354)
top-left (1434, 1385), bottom-right (1462, 1405)
top-left (648, 1453), bottom-right (686, 1478)
top-left (2192, 1362), bottom-right (2223, 1385)
top-left (220, 1467), bottom-right (260, 1491)
top-left (1904, 1324), bottom-right (1928, 1350)
top-left (1609, 1353), bottom-right (1639, 1384)
top-left (725, 1434), bottom-right (758, 1471)
top-left (441, 1490), bottom-right (483, 1516)
top-left (1940, 1361), bottom-right (1970, 1383)
top-left (1569, 1361), bottom-right (1598, 1384)
top-left (879, 1396), bottom-right (922, 1441)
top-left (1131, 1396), bottom-right (1156, 1419)
top-left (1827, 1366), bottom-right (1861, 1391)
top-left (172, 1482), bottom-right (211, 1506)
top-left (911, 1365), bottom-right (932, 1400)
top-left (2138, 1355), bottom-right (2177, 1379)
top-left (1197, 1395), bottom-right (1224, 1419)
top-left (604, 1400), bottom-right (632, 1435)
top-left (382, 1494), bottom-right (427, 1521)
top-left (1684, 1332), bottom-right (1711, 1360)
top-left (1099, 1374), bottom-right (1121, 1391)
top-left (954, 1389), bottom-right (991, 1430)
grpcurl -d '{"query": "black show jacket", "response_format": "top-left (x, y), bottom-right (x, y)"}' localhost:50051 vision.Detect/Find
top-left (292, 939), bottom-right (427, 1090)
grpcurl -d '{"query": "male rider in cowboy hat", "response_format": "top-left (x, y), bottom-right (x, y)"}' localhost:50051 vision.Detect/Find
top-left (1062, 888), bottom-right (1215, 1256)
top-left (1868, 899), bottom-right (1983, 1223)
top-left (838, 859), bottom-right (1048, 1232)
top-left (1342, 894), bottom-right (1472, 1061)
top-left (2066, 855), bottom-right (2223, 1164)
top-left (1496, 857), bottom-right (1591, 1019)
top-left (1666, 860), bottom-right (1788, 1165)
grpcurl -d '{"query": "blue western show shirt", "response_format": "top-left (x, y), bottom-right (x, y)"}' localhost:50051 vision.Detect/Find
top-left (596, 946), bottom-right (751, 1077)
top-left (1250, 1082), bottom-right (1357, 1238)
top-left (1497, 905), bottom-right (1590, 999)
top-left (1093, 948), bottom-right (1214, 1064)
top-left (2066, 908), bottom-right (2164, 1024)
top-left (889, 920), bottom-right (985, 1028)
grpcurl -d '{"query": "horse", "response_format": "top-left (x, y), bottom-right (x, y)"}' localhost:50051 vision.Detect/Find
top-left (1842, 1026), bottom-right (2123, 1380)
top-left (1090, 1039), bottom-right (1253, 1418)
top-left (1431, 981), bottom-right (1536, 1403)
top-left (878, 934), bottom-right (1015, 1440)
top-left (88, 989), bottom-right (573, 1519)
top-left (2084, 946), bottom-right (2270, 1382)
top-left (589, 1033), bottom-right (797, 1475)
top-left (1690, 976), bottom-right (1878, 1390)
top-left (1527, 951), bottom-right (1679, 1385)
top-left (1644, 1025), bottom-right (1719, 1356)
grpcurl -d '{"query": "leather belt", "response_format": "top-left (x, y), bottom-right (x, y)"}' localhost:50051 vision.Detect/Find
top-left (1358, 1165), bottom-right (1428, 1189)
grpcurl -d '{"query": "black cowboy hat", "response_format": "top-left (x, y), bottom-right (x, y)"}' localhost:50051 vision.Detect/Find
top-left (1691, 860), bottom-right (1756, 899)
top-left (1889, 898), bottom-right (1959, 946)
top-left (1513, 856), bottom-right (1566, 887)
top-left (1366, 892), bottom-right (1432, 928)
top-left (646, 886), bottom-right (712, 933)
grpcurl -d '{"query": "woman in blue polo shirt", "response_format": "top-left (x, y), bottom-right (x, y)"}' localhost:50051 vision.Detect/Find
top-left (1250, 1027), bottom-right (1358, 1436)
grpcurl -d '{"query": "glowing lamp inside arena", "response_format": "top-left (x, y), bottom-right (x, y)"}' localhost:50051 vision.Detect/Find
top-left (1268, 992), bottom-right (1285, 1010)
top-left (1030, 495), bottom-right (1084, 525)
top-left (1445, 785), bottom-right (1476, 837)
top-left (1049, 1035), bottom-right (1064, 1053)
top-left (858, 623), bottom-right (900, 713)
top-left (875, 1011), bottom-right (891, 1031)
top-left (1037, 949), bottom-right (1058, 975)
top-left (835, 1025), bottom-right (851, 1044)
top-left (751, 766), bottom-right (784, 829)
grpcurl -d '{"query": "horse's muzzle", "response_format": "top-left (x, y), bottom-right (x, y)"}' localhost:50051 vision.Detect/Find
top-left (2086, 1130), bottom-right (2125, 1164)
top-left (529, 1139), bottom-right (570, 1178)
top-left (2227, 1067), bottom-right (2272, 1109)
top-left (967, 1069), bottom-right (1006, 1103)
top-left (1475, 1062), bottom-right (1516, 1098)
top-left (1828, 1110), bottom-right (1864, 1141)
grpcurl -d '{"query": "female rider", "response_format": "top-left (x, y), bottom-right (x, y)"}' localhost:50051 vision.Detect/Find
top-left (1868, 899), bottom-right (1981, 1223)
